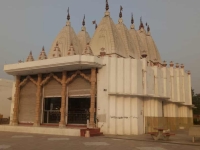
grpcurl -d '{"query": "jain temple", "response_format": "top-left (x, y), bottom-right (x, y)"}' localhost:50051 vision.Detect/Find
top-left (2, 1), bottom-right (194, 136)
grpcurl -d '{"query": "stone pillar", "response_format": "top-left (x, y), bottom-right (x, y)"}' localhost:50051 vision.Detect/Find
top-left (59, 71), bottom-right (67, 127)
top-left (34, 74), bottom-right (42, 126)
top-left (89, 68), bottom-right (96, 128)
top-left (11, 76), bottom-right (21, 125)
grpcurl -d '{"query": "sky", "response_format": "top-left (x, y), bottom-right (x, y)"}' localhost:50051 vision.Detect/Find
top-left (0, 0), bottom-right (200, 93)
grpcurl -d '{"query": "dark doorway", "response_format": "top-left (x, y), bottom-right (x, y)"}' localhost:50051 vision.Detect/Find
top-left (43, 97), bottom-right (61, 124)
top-left (68, 98), bottom-right (90, 124)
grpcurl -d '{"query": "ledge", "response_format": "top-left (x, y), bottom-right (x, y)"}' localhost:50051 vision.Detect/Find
top-left (108, 92), bottom-right (170, 100)
top-left (4, 55), bottom-right (104, 76)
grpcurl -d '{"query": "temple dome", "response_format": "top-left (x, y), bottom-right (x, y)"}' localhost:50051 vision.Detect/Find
top-left (90, 11), bottom-right (127, 57)
top-left (77, 26), bottom-right (91, 54)
top-left (137, 21), bottom-right (162, 62)
top-left (146, 26), bottom-right (162, 62)
top-left (137, 26), bottom-right (150, 60)
top-left (116, 18), bottom-right (140, 58)
top-left (48, 21), bottom-right (82, 58)
top-left (129, 24), bottom-right (143, 58)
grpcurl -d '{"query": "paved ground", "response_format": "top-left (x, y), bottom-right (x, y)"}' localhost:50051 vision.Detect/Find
top-left (0, 131), bottom-right (199, 150)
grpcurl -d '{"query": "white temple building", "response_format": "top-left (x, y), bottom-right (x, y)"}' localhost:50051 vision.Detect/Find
top-left (2, 1), bottom-right (193, 136)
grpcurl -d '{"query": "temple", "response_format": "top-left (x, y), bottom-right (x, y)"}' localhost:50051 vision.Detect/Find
top-left (3, 1), bottom-right (194, 136)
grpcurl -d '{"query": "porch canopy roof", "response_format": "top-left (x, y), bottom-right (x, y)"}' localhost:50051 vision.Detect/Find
top-left (4, 55), bottom-right (104, 76)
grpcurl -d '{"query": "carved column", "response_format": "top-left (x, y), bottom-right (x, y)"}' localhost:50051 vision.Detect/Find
top-left (11, 76), bottom-right (21, 125)
top-left (59, 71), bottom-right (67, 127)
top-left (34, 74), bottom-right (42, 126)
top-left (89, 68), bottom-right (96, 128)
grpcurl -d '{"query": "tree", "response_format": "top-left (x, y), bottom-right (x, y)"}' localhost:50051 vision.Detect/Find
top-left (192, 89), bottom-right (200, 124)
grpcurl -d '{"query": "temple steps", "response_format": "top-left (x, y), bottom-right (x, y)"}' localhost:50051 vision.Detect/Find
top-left (80, 128), bottom-right (103, 137)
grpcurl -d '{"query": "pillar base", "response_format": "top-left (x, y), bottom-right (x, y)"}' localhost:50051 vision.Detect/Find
top-left (89, 123), bottom-right (95, 128)
top-left (59, 122), bottom-right (66, 128)
top-left (10, 122), bottom-right (18, 126)
top-left (33, 123), bottom-right (40, 127)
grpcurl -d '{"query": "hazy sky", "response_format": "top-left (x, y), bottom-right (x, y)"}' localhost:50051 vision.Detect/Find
top-left (0, 0), bottom-right (200, 93)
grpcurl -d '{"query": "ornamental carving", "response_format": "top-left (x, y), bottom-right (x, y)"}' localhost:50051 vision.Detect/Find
top-left (19, 76), bottom-right (37, 87)
top-left (66, 70), bottom-right (91, 85)
top-left (40, 73), bottom-right (62, 86)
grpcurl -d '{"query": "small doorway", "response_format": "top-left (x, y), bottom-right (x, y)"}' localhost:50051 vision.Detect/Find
top-left (43, 97), bottom-right (61, 124)
top-left (68, 98), bottom-right (90, 124)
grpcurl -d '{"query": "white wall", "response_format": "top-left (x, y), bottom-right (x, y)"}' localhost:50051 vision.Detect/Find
top-left (97, 57), bottom-right (193, 135)
top-left (97, 57), bottom-right (144, 135)
top-left (0, 79), bottom-right (13, 118)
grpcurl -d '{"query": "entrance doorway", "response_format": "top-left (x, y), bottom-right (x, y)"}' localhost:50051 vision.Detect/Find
top-left (68, 98), bottom-right (90, 124)
top-left (43, 97), bottom-right (61, 124)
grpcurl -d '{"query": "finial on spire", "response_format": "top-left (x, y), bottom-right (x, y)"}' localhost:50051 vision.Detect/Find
top-left (42, 46), bottom-right (45, 51)
top-left (67, 7), bottom-right (70, 20)
top-left (131, 13), bottom-right (134, 24)
top-left (147, 25), bottom-right (150, 32)
top-left (82, 14), bottom-right (85, 26)
top-left (106, 0), bottom-right (109, 11)
top-left (139, 16), bottom-right (144, 30)
top-left (119, 6), bottom-right (123, 18)
top-left (30, 51), bottom-right (32, 55)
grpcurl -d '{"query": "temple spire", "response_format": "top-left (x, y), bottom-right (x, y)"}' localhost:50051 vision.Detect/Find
top-left (139, 16), bottom-right (144, 30)
top-left (26, 51), bottom-right (34, 62)
top-left (106, 0), bottom-right (109, 11)
top-left (147, 25), bottom-right (150, 32)
top-left (119, 6), bottom-right (123, 18)
top-left (38, 46), bottom-right (47, 60)
top-left (82, 14), bottom-right (85, 26)
top-left (67, 7), bottom-right (70, 21)
top-left (131, 13), bottom-right (134, 24)
top-left (105, 0), bottom-right (110, 16)
top-left (118, 5), bottom-right (123, 23)
top-left (130, 13), bottom-right (135, 29)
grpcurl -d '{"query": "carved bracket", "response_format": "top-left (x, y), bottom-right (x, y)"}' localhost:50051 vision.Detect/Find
top-left (65, 70), bottom-right (91, 84)
top-left (40, 73), bottom-right (62, 86)
top-left (19, 76), bottom-right (37, 87)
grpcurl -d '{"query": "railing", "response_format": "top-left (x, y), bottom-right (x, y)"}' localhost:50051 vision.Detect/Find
top-left (68, 111), bottom-right (89, 124)
top-left (43, 110), bottom-right (60, 123)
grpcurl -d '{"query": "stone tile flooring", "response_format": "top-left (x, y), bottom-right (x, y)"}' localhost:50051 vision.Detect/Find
top-left (0, 131), bottom-right (199, 150)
